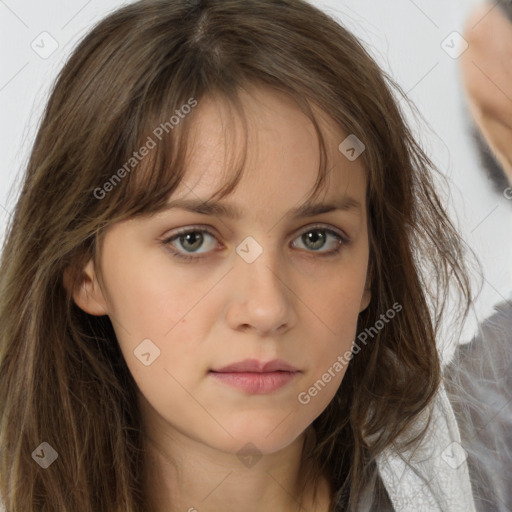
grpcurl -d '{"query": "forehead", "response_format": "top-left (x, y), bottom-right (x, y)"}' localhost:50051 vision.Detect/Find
top-left (176, 86), bottom-right (367, 204)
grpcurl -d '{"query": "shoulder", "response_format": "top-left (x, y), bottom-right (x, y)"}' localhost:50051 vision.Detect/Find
top-left (471, 298), bottom-right (512, 345)
top-left (444, 298), bottom-right (512, 511)
top-left (445, 297), bottom-right (512, 390)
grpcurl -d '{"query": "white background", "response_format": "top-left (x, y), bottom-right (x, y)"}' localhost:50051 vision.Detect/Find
top-left (1, 0), bottom-right (510, 354)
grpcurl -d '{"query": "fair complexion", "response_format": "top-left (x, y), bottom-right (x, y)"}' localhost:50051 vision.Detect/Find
top-left (461, 1), bottom-right (512, 184)
top-left (68, 86), bottom-right (371, 512)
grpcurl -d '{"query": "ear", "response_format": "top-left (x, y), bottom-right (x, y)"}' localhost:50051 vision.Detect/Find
top-left (63, 259), bottom-right (108, 316)
top-left (359, 271), bottom-right (371, 313)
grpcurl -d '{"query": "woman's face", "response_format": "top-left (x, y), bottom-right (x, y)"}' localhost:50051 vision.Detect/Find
top-left (72, 86), bottom-right (371, 457)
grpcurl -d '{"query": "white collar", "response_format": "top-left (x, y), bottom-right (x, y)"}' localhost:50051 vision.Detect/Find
top-left (376, 382), bottom-right (476, 511)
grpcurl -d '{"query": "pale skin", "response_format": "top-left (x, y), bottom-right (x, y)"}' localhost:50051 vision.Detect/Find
top-left (66, 85), bottom-right (371, 512)
top-left (461, 1), bottom-right (512, 185)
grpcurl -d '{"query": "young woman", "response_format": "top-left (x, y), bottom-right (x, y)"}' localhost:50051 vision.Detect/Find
top-left (0, 0), bottom-right (479, 510)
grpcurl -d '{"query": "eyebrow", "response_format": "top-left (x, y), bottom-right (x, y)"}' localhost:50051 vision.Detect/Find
top-left (153, 196), bottom-right (362, 219)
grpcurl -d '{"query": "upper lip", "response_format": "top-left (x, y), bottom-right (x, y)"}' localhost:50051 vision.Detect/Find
top-left (211, 358), bottom-right (299, 373)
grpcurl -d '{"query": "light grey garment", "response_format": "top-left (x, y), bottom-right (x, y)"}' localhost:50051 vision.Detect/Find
top-left (444, 297), bottom-right (512, 512)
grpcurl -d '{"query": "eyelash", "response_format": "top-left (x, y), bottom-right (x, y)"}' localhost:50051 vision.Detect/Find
top-left (162, 224), bottom-right (350, 262)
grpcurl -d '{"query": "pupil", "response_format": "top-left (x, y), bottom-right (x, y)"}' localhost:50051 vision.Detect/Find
top-left (305, 231), bottom-right (325, 250)
top-left (183, 232), bottom-right (203, 251)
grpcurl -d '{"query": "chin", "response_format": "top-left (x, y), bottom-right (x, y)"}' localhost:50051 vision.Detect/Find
top-left (210, 414), bottom-right (310, 456)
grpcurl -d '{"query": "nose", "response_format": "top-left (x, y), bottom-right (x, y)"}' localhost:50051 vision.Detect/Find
top-left (223, 239), bottom-right (298, 337)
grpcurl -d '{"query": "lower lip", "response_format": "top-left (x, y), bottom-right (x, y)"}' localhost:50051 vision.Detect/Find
top-left (209, 371), bottom-right (298, 394)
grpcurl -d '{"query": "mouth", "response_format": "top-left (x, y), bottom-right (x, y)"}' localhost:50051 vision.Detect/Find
top-left (209, 358), bottom-right (300, 394)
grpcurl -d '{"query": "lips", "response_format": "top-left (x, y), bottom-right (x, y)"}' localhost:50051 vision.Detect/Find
top-left (211, 358), bottom-right (299, 373)
top-left (209, 358), bottom-right (300, 394)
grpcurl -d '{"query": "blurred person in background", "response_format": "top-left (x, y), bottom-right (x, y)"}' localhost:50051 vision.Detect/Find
top-left (445, 1), bottom-right (512, 511)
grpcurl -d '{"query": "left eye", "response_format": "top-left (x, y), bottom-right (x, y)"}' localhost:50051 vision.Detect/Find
top-left (162, 225), bottom-right (348, 262)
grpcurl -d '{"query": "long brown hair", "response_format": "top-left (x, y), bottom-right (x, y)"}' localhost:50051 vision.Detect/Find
top-left (0, 0), bottom-right (472, 510)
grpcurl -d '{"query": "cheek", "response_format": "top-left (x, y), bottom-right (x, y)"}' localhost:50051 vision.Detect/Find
top-left (299, 276), bottom-right (366, 375)
top-left (317, 266), bottom-right (368, 325)
top-left (103, 250), bottom-right (206, 338)
top-left (101, 256), bottom-right (216, 399)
